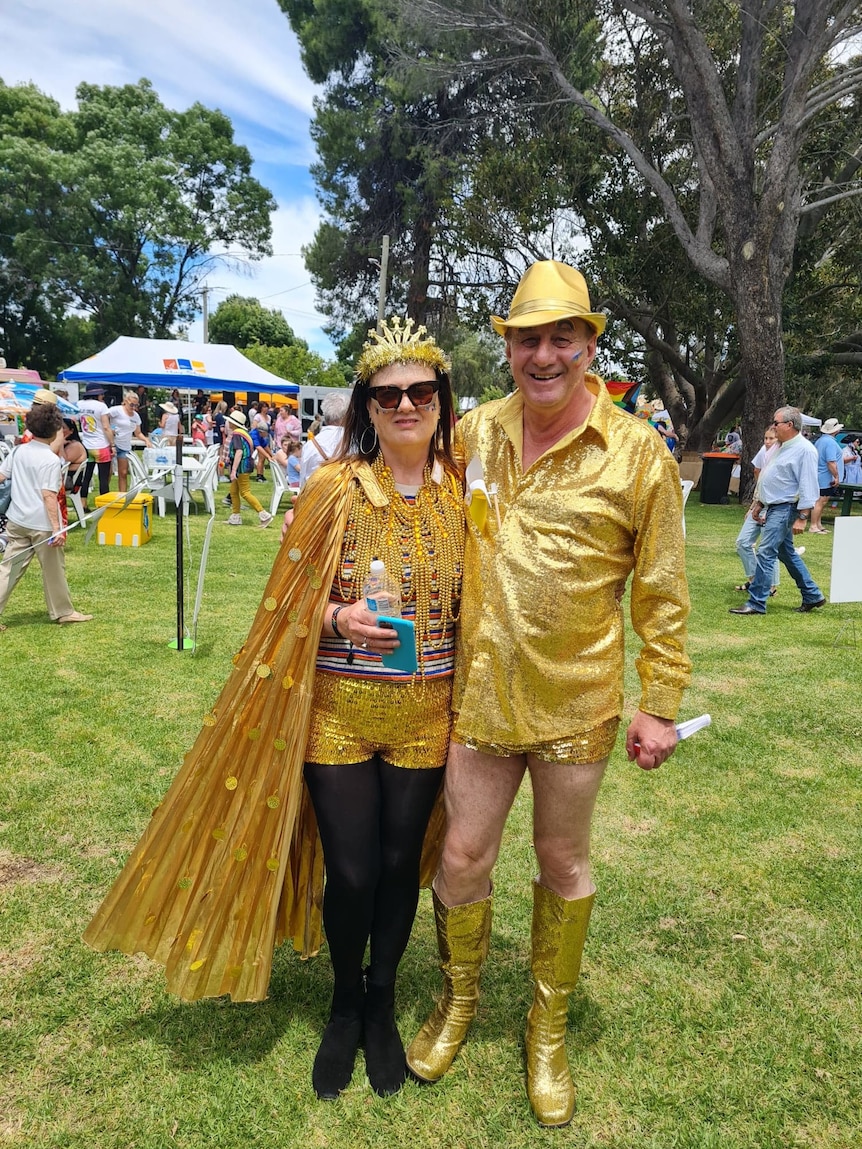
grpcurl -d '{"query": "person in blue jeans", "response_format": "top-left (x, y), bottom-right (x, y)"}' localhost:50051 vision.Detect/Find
top-left (730, 407), bottom-right (824, 616)
top-left (734, 425), bottom-right (781, 594)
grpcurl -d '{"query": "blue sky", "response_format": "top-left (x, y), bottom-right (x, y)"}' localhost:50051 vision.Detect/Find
top-left (1, 0), bottom-right (337, 355)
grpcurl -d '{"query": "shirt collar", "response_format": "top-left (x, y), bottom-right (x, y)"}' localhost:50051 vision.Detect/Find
top-left (495, 373), bottom-right (611, 462)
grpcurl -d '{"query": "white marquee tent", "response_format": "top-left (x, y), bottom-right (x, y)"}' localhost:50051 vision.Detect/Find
top-left (58, 336), bottom-right (298, 395)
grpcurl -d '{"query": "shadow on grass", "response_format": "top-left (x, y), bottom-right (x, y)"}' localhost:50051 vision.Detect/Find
top-left (119, 954), bottom-right (330, 1069)
top-left (112, 922), bottom-right (605, 1074)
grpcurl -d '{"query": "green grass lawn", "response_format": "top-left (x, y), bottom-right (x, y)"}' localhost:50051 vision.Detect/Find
top-left (1, 487), bottom-right (860, 1148)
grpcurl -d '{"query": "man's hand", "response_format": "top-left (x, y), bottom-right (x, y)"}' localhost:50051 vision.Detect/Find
top-left (625, 711), bottom-right (678, 771)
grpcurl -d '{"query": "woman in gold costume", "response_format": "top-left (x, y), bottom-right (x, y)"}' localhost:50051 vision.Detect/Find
top-left (83, 319), bottom-right (464, 1102)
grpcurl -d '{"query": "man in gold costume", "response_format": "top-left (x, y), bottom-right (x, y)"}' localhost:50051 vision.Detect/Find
top-left (407, 261), bottom-right (691, 1126)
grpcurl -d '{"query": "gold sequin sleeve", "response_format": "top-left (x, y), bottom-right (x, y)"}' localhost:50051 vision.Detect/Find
top-left (453, 379), bottom-right (690, 751)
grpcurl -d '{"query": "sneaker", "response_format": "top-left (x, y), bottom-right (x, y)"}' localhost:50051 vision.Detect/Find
top-left (795, 546), bottom-right (806, 556)
top-left (255, 475), bottom-right (266, 483)
top-left (227, 513), bottom-right (242, 525)
top-left (221, 496), bottom-right (232, 507)
top-left (258, 510), bottom-right (274, 528)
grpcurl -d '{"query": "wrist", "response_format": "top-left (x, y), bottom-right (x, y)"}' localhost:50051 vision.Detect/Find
top-left (330, 605), bottom-right (346, 640)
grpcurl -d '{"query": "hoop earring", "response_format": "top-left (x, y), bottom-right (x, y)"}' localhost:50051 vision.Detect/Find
top-left (359, 424), bottom-right (379, 455)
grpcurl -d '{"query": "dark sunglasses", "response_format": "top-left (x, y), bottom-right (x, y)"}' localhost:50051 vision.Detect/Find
top-left (367, 381), bottom-right (439, 409)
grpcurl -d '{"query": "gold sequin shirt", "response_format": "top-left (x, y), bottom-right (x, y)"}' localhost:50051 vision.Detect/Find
top-left (453, 377), bottom-right (691, 749)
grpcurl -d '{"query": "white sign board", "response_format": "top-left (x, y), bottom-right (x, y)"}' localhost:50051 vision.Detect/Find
top-left (829, 517), bottom-right (862, 603)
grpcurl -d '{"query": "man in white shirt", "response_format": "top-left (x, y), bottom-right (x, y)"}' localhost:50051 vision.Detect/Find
top-left (730, 407), bottom-right (824, 615)
top-left (299, 393), bottom-right (349, 487)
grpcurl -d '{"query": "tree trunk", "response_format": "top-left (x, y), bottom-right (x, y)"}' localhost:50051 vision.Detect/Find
top-left (731, 258), bottom-right (787, 500)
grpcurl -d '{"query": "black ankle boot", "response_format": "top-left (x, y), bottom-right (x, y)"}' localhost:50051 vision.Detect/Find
top-left (312, 983), bottom-right (365, 1100)
top-left (364, 980), bottom-right (406, 1096)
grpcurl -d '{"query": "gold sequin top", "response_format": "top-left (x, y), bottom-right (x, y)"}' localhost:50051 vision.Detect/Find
top-left (453, 378), bottom-right (691, 749)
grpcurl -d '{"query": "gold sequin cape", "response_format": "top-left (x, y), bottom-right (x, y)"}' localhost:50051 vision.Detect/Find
top-left (83, 460), bottom-right (445, 1002)
top-left (453, 378), bottom-right (691, 749)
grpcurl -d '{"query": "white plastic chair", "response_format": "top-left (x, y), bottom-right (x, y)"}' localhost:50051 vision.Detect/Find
top-left (268, 460), bottom-right (297, 518)
top-left (126, 450), bottom-right (150, 488)
top-left (154, 453), bottom-right (219, 517)
top-left (66, 460), bottom-right (89, 525)
top-left (186, 450), bottom-right (219, 515)
top-left (681, 479), bottom-right (694, 538)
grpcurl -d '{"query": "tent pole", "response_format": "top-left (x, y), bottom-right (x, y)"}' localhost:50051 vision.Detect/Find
top-left (169, 433), bottom-right (193, 651)
top-left (176, 432), bottom-right (184, 650)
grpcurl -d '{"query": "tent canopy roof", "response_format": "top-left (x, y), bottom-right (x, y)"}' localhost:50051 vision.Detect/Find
top-left (58, 336), bottom-right (298, 394)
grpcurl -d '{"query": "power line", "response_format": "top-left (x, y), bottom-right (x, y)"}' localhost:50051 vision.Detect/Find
top-left (0, 231), bottom-right (305, 259)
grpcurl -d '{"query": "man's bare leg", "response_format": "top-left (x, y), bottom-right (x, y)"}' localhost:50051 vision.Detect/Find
top-left (436, 742), bottom-right (527, 906)
top-left (809, 493), bottom-right (828, 531)
top-left (528, 755), bottom-right (607, 899)
top-left (407, 742), bottom-right (524, 1081)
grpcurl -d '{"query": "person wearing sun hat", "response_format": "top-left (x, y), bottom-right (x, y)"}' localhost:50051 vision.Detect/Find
top-left (407, 260), bottom-right (691, 1127)
top-left (809, 417), bottom-right (845, 533)
top-left (158, 401), bottom-right (181, 445)
top-left (223, 409), bottom-right (273, 526)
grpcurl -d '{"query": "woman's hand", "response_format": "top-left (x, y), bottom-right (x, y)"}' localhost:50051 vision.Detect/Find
top-left (334, 601), bottom-right (400, 654)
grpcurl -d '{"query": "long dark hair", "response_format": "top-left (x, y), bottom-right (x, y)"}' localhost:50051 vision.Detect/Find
top-left (337, 367), bottom-right (458, 474)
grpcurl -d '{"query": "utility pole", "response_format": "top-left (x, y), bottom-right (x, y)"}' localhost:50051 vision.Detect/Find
top-left (376, 235), bottom-right (390, 332)
top-left (201, 285), bottom-right (209, 343)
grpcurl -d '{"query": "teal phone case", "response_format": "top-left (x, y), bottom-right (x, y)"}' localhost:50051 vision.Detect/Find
top-left (377, 616), bottom-right (418, 673)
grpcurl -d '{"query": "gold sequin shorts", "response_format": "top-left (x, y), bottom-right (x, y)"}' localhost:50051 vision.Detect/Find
top-left (452, 716), bottom-right (620, 765)
top-left (306, 671), bottom-right (453, 769)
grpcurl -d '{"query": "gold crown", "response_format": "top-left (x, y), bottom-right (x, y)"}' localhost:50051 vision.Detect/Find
top-left (355, 316), bottom-right (451, 382)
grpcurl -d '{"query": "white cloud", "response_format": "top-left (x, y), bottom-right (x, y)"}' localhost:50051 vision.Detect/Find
top-left (4, 0), bottom-right (318, 126)
top-left (3, 0), bottom-right (336, 355)
top-left (188, 199), bottom-right (333, 355)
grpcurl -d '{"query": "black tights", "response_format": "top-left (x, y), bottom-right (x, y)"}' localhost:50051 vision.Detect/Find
top-left (303, 757), bottom-right (443, 990)
top-left (81, 458), bottom-right (112, 500)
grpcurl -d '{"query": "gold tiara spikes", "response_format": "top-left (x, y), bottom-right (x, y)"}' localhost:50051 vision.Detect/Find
top-left (355, 316), bottom-right (451, 383)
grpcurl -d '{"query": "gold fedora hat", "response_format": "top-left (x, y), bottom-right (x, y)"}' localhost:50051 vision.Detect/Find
top-left (491, 260), bottom-right (606, 337)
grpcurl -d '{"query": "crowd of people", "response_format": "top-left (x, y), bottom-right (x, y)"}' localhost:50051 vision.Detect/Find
top-left (1, 258), bottom-right (852, 1127)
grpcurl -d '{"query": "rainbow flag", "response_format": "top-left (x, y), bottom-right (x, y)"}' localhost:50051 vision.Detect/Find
top-left (605, 380), bottom-right (642, 414)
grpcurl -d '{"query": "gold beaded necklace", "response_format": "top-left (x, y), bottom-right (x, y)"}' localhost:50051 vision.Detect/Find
top-left (338, 456), bottom-right (465, 671)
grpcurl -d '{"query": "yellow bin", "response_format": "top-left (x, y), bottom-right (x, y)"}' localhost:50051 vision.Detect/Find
top-left (94, 492), bottom-right (153, 547)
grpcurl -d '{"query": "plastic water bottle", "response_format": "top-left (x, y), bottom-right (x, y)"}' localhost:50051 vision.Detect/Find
top-left (363, 559), bottom-right (402, 619)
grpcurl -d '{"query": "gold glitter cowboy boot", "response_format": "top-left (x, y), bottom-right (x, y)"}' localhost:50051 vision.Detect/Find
top-left (525, 881), bottom-right (594, 1127)
top-left (406, 886), bottom-right (492, 1082)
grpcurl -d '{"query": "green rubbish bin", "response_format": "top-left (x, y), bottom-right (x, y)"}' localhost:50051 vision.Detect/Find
top-left (700, 452), bottom-right (739, 504)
